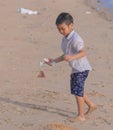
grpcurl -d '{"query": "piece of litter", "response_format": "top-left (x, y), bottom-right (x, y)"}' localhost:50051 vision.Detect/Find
top-left (85, 11), bottom-right (91, 14)
top-left (37, 71), bottom-right (45, 78)
top-left (18, 8), bottom-right (39, 15)
top-left (40, 61), bottom-right (45, 67)
top-left (40, 58), bottom-right (56, 67)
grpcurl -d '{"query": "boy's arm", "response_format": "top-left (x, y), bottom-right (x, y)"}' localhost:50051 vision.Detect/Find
top-left (53, 54), bottom-right (65, 63)
top-left (64, 49), bottom-right (86, 61)
top-left (45, 54), bottom-right (64, 66)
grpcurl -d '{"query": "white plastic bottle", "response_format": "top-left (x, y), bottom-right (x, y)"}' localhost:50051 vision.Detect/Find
top-left (18, 8), bottom-right (38, 15)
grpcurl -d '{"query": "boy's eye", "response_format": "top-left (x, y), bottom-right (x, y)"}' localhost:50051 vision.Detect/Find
top-left (61, 28), bottom-right (66, 31)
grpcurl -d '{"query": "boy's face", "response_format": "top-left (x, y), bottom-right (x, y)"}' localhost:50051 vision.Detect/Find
top-left (57, 22), bottom-right (73, 37)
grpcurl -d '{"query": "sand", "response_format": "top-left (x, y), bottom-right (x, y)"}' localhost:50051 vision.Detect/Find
top-left (0, 0), bottom-right (113, 130)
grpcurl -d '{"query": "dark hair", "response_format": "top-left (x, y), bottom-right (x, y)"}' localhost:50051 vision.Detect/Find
top-left (56, 12), bottom-right (73, 25)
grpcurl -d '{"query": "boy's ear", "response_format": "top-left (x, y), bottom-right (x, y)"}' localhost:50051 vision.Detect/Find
top-left (69, 23), bottom-right (73, 26)
top-left (69, 23), bottom-right (74, 28)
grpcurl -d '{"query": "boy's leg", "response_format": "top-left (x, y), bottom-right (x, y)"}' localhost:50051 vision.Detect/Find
top-left (75, 95), bottom-right (85, 121)
top-left (84, 94), bottom-right (97, 114)
top-left (73, 94), bottom-right (97, 121)
top-left (70, 71), bottom-right (92, 121)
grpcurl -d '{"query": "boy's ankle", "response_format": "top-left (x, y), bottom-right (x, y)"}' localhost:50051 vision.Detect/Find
top-left (77, 115), bottom-right (85, 121)
top-left (69, 115), bottom-right (85, 122)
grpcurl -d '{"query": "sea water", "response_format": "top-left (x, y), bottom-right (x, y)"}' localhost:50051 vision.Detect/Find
top-left (97, 0), bottom-right (113, 12)
top-left (87, 0), bottom-right (113, 21)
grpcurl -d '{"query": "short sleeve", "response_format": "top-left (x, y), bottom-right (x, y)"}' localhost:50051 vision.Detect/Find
top-left (73, 35), bottom-right (84, 51)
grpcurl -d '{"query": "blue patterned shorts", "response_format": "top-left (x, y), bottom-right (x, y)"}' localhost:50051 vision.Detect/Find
top-left (70, 70), bottom-right (89, 97)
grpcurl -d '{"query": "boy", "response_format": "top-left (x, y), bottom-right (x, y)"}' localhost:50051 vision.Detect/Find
top-left (46, 12), bottom-right (97, 121)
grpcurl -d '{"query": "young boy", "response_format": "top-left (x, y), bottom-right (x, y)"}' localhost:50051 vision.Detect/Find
top-left (46, 12), bottom-right (97, 121)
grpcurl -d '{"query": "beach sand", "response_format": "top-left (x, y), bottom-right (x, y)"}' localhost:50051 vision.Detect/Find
top-left (0, 0), bottom-right (113, 130)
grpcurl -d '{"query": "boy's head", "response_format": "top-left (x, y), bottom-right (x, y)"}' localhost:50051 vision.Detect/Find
top-left (56, 12), bottom-right (74, 36)
top-left (56, 12), bottom-right (73, 25)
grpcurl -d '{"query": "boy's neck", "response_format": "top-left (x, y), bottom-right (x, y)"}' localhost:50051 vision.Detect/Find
top-left (65, 29), bottom-right (74, 38)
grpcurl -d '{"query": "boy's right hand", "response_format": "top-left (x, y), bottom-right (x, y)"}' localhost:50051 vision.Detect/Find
top-left (44, 58), bottom-right (54, 66)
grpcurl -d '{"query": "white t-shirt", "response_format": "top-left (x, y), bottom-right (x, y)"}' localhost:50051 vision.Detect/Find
top-left (61, 30), bottom-right (92, 73)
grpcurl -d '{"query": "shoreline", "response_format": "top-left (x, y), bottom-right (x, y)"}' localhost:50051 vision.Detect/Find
top-left (85, 0), bottom-right (113, 21)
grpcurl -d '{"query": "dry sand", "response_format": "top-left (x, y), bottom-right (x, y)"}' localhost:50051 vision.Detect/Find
top-left (0, 0), bottom-right (113, 130)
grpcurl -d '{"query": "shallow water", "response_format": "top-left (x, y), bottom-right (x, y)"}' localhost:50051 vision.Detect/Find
top-left (97, 0), bottom-right (113, 12)
top-left (87, 0), bottom-right (113, 21)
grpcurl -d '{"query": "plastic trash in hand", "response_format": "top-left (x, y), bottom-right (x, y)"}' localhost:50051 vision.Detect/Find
top-left (44, 58), bottom-right (56, 66)
top-left (18, 8), bottom-right (39, 15)
top-left (40, 58), bottom-right (56, 67)
top-left (40, 61), bottom-right (45, 67)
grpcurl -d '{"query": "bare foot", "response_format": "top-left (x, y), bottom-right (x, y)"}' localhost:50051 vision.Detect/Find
top-left (69, 116), bottom-right (85, 122)
top-left (85, 105), bottom-right (97, 115)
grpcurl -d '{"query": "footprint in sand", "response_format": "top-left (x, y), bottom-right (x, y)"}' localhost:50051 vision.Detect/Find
top-left (88, 90), bottom-right (105, 97)
top-left (94, 116), bottom-right (112, 126)
top-left (34, 90), bottom-right (61, 103)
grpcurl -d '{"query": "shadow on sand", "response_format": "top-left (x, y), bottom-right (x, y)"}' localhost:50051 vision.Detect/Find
top-left (0, 96), bottom-right (74, 118)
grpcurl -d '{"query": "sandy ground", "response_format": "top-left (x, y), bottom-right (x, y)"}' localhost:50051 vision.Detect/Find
top-left (0, 0), bottom-right (113, 130)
